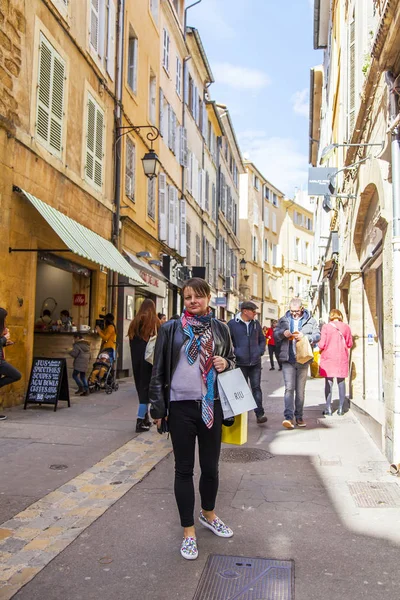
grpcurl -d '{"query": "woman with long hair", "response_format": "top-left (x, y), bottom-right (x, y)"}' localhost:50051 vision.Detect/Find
top-left (319, 309), bottom-right (353, 416)
top-left (95, 313), bottom-right (117, 359)
top-left (149, 278), bottom-right (235, 560)
top-left (128, 299), bottom-right (160, 432)
top-left (0, 308), bottom-right (22, 420)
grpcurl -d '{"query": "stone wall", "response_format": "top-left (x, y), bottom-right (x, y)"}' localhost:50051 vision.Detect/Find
top-left (0, 0), bottom-right (25, 127)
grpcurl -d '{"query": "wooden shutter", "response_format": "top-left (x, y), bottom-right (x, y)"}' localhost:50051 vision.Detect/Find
top-left (202, 101), bottom-right (207, 139)
top-left (211, 182), bottom-right (216, 221)
top-left (159, 88), bottom-right (164, 137)
top-left (184, 62), bottom-right (189, 105)
top-left (158, 173), bottom-right (167, 241)
top-left (147, 177), bottom-right (156, 220)
top-left (180, 199), bottom-right (187, 257)
top-left (106, 0), bottom-right (116, 80)
top-left (168, 186), bottom-right (175, 248)
top-left (348, 17), bottom-right (356, 135)
top-left (180, 127), bottom-right (187, 167)
top-left (36, 34), bottom-right (65, 157)
top-left (205, 171), bottom-right (210, 212)
top-left (85, 94), bottom-right (104, 189)
top-left (90, 0), bottom-right (100, 53)
top-left (125, 137), bottom-right (135, 200)
top-left (200, 169), bottom-right (206, 210)
top-left (163, 28), bottom-right (169, 71)
top-left (174, 189), bottom-right (179, 250)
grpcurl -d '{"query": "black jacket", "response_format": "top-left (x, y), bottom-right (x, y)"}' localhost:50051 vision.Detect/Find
top-left (149, 318), bottom-right (236, 420)
top-left (274, 309), bottom-right (320, 364)
top-left (0, 336), bottom-right (7, 362)
top-left (227, 316), bottom-right (266, 366)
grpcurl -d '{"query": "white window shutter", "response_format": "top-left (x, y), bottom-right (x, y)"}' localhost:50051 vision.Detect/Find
top-left (201, 169), bottom-right (206, 210)
top-left (180, 199), bottom-right (187, 257)
top-left (193, 86), bottom-right (198, 122)
top-left (90, 0), bottom-right (100, 53)
top-left (36, 34), bottom-right (65, 157)
top-left (180, 127), bottom-right (187, 167)
top-left (184, 63), bottom-right (189, 105)
top-left (192, 156), bottom-right (199, 203)
top-left (159, 88), bottom-right (164, 137)
top-left (202, 102), bottom-right (207, 139)
top-left (175, 122), bottom-right (180, 157)
top-left (174, 189), bottom-right (179, 250)
top-left (125, 137), bottom-right (135, 200)
top-left (158, 173), bottom-right (167, 241)
top-left (168, 186), bottom-right (175, 248)
top-left (106, 0), bottom-right (116, 80)
top-left (187, 151), bottom-right (192, 194)
top-left (212, 182), bottom-right (216, 221)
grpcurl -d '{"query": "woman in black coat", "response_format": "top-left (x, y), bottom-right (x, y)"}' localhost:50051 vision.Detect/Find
top-left (128, 299), bottom-right (160, 432)
top-left (0, 308), bottom-right (22, 420)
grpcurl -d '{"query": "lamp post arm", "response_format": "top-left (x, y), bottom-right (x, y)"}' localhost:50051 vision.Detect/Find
top-left (115, 125), bottom-right (161, 148)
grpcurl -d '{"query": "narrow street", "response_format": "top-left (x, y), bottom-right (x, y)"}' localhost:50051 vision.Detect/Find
top-left (1, 358), bottom-right (399, 599)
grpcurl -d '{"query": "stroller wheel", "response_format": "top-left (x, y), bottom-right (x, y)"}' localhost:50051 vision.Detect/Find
top-left (105, 386), bottom-right (112, 395)
top-left (113, 382), bottom-right (119, 391)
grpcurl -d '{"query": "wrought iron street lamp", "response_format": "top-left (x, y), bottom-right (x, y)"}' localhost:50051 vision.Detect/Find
top-left (116, 125), bottom-right (161, 179)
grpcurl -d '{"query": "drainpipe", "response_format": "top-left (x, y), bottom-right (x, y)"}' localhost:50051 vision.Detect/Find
top-left (184, 0), bottom-right (203, 34)
top-left (386, 71), bottom-right (400, 461)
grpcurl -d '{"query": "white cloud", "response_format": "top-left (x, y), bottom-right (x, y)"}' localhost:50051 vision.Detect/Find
top-left (238, 132), bottom-right (309, 196)
top-left (212, 63), bottom-right (270, 91)
top-left (291, 88), bottom-right (310, 117)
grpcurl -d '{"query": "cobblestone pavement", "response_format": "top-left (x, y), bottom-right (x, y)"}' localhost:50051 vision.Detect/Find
top-left (0, 429), bottom-right (171, 599)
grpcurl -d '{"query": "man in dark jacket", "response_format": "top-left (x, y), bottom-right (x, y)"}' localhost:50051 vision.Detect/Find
top-left (227, 301), bottom-right (267, 424)
top-left (275, 298), bottom-right (320, 429)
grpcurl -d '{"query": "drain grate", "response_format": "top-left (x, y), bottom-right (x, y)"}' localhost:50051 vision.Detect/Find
top-left (348, 481), bottom-right (400, 508)
top-left (220, 448), bottom-right (273, 463)
top-left (193, 554), bottom-right (294, 600)
top-left (49, 464), bottom-right (68, 470)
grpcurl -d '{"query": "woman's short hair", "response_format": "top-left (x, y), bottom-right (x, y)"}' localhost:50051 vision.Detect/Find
top-left (182, 278), bottom-right (210, 297)
top-left (329, 309), bottom-right (343, 321)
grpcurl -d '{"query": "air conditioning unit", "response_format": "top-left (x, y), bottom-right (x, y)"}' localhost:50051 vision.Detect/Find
top-left (225, 276), bottom-right (233, 292)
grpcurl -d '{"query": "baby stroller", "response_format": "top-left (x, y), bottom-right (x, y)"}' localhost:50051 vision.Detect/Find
top-left (88, 349), bottom-right (119, 395)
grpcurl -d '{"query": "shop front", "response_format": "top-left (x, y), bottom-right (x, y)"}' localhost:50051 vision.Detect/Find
top-left (117, 251), bottom-right (168, 377)
top-left (10, 188), bottom-right (145, 394)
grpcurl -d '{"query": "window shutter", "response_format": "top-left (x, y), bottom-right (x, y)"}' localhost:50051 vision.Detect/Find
top-left (106, 0), bottom-right (116, 80)
top-left (192, 156), bottom-right (199, 203)
top-left (187, 151), bottom-right (192, 194)
top-left (211, 182), bottom-right (216, 221)
top-left (205, 171), bottom-right (210, 212)
top-left (174, 189), bottom-right (179, 250)
top-left (85, 94), bottom-right (104, 189)
top-left (163, 28), bottom-right (170, 71)
top-left (186, 221), bottom-right (191, 264)
top-left (90, 0), bottom-right (100, 53)
top-left (158, 173), bottom-right (167, 241)
top-left (168, 186), bottom-right (175, 248)
top-left (202, 102), bottom-right (207, 139)
top-left (125, 137), bottom-right (135, 200)
top-left (201, 169), bottom-right (206, 210)
top-left (180, 199), bottom-right (187, 257)
top-left (264, 204), bottom-right (269, 228)
top-left (180, 127), bottom-right (187, 167)
top-left (272, 213), bottom-right (277, 233)
top-left (184, 62), bottom-right (189, 105)
top-left (168, 105), bottom-right (173, 150)
top-left (159, 88), bottom-right (164, 137)
top-left (36, 34), bottom-right (65, 157)
top-left (349, 17), bottom-right (356, 135)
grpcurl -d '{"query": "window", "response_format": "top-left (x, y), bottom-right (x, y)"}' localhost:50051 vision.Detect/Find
top-left (85, 93), bottom-right (104, 189)
top-left (264, 239), bottom-right (269, 262)
top-left (90, 0), bottom-right (115, 78)
top-left (252, 235), bottom-right (257, 261)
top-left (272, 244), bottom-right (278, 266)
top-left (195, 234), bottom-right (201, 266)
top-left (264, 203), bottom-right (269, 228)
top-left (294, 238), bottom-right (300, 261)
top-left (205, 171), bottom-right (210, 212)
top-left (186, 222), bottom-right (191, 264)
top-left (348, 14), bottom-right (356, 136)
top-left (162, 28), bottom-right (170, 72)
top-left (147, 178), bottom-right (156, 220)
top-left (149, 71), bottom-right (156, 124)
top-left (149, 0), bottom-right (158, 21)
top-left (89, 0), bottom-right (101, 54)
top-left (305, 242), bottom-right (310, 265)
top-left (211, 183), bottom-right (216, 221)
top-left (127, 30), bottom-right (138, 93)
top-left (253, 175), bottom-right (260, 190)
top-left (307, 217), bottom-right (313, 231)
top-left (36, 33), bottom-right (66, 158)
top-left (264, 186), bottom-right (269, 200)
top-left (176, 56), bottom-right (182, 96)
top-left (272, 213), bottom-right (277, 233)
top-left (125, 137), bottom-right (135, 200)
top-left (272, 193), bottom-right (279, 207)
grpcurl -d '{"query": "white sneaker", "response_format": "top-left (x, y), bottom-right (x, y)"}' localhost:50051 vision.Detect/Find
top-left (282, 419), bottom-right (294, 429)
top-left (199, 511), bottom-right (233, 538)
top-left (180, 536), bottom-right (198, 560)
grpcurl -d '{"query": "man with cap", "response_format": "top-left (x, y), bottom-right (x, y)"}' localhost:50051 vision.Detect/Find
top-left (228, 301), bottom-right (268, 424)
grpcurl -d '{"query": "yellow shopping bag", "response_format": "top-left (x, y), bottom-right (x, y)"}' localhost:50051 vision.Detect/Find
top-left (310, 348), bottom-right (322, 378)
top-left (221, 412), bottom-right (248, 445)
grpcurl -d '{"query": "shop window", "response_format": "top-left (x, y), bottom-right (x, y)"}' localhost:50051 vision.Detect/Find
top-left (85, 93), bottom-right (104, 190)
top-left (36, 33), bottom-right (66, 158)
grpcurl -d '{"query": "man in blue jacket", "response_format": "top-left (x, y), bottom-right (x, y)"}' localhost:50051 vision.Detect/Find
top-left (227, 301), bottom-right (267, 424)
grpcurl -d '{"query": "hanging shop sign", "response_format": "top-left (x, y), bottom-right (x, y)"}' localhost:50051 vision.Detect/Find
top-left (24, 358), bottom-right (70, 412)
top-left (308, 167), bottom-right (338, 196)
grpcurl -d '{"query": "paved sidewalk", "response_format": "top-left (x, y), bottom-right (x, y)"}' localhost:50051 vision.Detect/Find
top-left (2, 360), bottom-right (400, 599)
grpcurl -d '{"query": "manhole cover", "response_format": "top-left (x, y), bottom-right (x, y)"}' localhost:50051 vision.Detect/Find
top-left (348, 481), bottom-right (400, 508)
top-left (49, 464), bottom-right (68, 470)
top-left (220, 448), bottom-right (273, 463)
top-left (193, 554), bottom-right (294, 600)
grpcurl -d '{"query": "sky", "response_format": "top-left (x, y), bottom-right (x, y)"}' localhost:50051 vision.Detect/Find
top-left (187, 0), bottom-right (323, 197)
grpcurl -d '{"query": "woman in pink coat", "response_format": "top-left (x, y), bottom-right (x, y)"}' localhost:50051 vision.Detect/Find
top-left (318, 309), bottom-right (353, 416)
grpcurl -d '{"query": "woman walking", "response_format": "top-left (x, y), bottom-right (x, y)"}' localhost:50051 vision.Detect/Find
top-left (319, 309), bottom-right (353, 416)
top-left (149, 278), bottom-right (235, 560)
top-left (95, 313), bottom-right (117, 359)
top-left (0, 308), bottom-right (22, 420)
top-left (128, 299), bottom-right (160, 432)
top-left (265, 319), bottom-right (282, 371)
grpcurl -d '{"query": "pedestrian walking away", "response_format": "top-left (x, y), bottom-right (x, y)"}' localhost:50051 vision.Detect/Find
top-left (0, 307), bottom-right (22, 420)
top-left (69, 333), bottom-right (91, 396)
top-left (318, 309), bottom-right (353, 416)
top-left (129, 299), bottom-right (161, 432)
top-left (227, 301), bottom-right (268, 424)
top-left (149, 278), bottom-right (235, 560)
top-left (265, 319), bottom-right (282, 371)
top-left (275, 298), bottom-right (320, 429)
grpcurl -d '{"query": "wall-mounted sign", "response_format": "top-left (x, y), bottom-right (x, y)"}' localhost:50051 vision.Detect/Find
top-left (308, 167), bottom-right (337, 196)
top-left (73, 294), bottom-right (86, 306)
top-left (140, 270), bottom-right (159, 287)
top-left (215, 297), bottom-right (227, 307)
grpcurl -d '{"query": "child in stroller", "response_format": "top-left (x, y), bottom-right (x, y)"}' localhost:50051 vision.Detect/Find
top-left (88, 349), bottom-right (119, 394)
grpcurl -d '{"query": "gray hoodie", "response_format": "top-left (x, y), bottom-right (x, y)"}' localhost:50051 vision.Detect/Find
top-left (69, 339), bottom-right (91, 372)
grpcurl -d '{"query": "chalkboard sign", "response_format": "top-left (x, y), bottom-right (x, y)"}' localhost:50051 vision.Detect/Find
top-left (24, 358), bottom-right (70, 412)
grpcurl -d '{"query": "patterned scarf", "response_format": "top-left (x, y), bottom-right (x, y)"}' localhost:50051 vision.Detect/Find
top-left (181, 308), bottom-right (216, 429)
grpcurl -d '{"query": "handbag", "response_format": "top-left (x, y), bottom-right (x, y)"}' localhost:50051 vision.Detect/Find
top-left (221, 412), bottom-right (248, 445)
top-left (295, 335), bottom-right (313, 364)
top-left (144, 334), bottom-right (157, 365)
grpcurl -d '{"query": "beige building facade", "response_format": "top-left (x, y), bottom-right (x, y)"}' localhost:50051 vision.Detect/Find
top-left (311, 0), bottom-right (400, 461)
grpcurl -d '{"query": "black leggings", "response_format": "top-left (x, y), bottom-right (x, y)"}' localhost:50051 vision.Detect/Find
top-left (0, 361), bottom-right (21, 389)
top-left (268, 345), bottom-right (281, 369)
top-left (168, 400), bottom-right (223, 528)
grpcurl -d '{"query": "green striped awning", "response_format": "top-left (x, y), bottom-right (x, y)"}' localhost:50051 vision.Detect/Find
top-left (17, 188), bottom-right (146, 285)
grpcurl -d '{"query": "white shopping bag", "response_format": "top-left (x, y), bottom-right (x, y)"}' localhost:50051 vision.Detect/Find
top-left (217, 369), bottom-right (257, 418)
